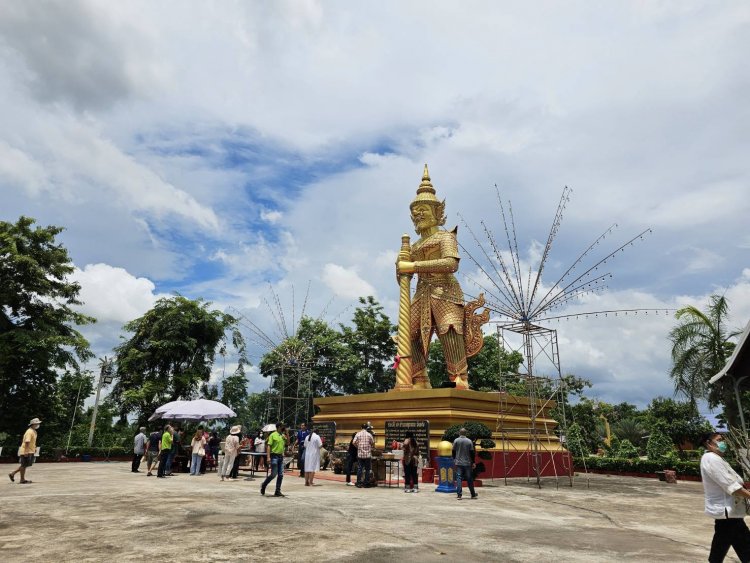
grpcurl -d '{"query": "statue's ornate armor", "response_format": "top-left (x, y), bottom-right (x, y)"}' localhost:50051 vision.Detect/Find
top-left (396, 164), bottom-right (489, 390)
top-left (409, 228), bottom-right (468, 385)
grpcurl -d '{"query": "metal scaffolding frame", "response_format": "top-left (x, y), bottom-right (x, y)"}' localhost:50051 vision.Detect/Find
top-left (493, 322), bottom-right (588, 489)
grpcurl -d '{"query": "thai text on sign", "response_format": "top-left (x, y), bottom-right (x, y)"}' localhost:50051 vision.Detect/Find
top-left (384, 420), bottom-right (430, 458)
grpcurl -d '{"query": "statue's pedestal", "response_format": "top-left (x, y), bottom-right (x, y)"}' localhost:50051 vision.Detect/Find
top-left (313, 388), bottom-right (570, 479)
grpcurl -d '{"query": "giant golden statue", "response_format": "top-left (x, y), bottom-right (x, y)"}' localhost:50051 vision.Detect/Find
top-left (395, 165), bottom-right (489, 391)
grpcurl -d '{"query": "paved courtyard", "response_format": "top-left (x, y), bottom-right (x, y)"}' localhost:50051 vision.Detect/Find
top-left (0, 462), bottom-right (735, 562)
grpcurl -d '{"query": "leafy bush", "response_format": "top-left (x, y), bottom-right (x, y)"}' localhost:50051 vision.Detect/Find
top-left (646, 424), bottom-right (674, 460)
top-left (564, 423), bottom-right (589, 456)
top-left (574, 456), bottom-right (701, 477)
top-left (615, 439), bottom-right (639, 459)
top-left (442, 421), bottom-right (495, 448)
top-left (441, 421), bottom-right (494, 479)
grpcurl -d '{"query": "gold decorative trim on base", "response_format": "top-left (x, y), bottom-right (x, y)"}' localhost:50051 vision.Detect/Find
top-left (313, 388), bottom-right (563, 452)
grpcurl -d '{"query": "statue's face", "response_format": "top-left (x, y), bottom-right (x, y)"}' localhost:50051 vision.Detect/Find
top-left (411, 203), bottom-right (438, 233)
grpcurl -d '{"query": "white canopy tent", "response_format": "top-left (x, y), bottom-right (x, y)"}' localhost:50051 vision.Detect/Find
top-left (149, 399), bottom-right (236, 422)
top-left (147, 400), bottom-right (188, 421)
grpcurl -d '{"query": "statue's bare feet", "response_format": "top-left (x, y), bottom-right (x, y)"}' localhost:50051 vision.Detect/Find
top-left (453, 376), bottom-right (469, 390)
top-left (412, 377), bottom-right (432, 390)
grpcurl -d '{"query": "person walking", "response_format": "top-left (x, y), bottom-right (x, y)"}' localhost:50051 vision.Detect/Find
top-left (8, 417), bottom-right (41, 484)
top-left (700, 432), bottom-right (750, 562)
top-left (296, 423), bottom-right (309, 478)
top-left (157, 425), bottom-right (173, 478)
top-left (190, 428), bottom-right (206, 476)
top-left (304, 426), bottom-right (323, 486)
top-left (344, 432), bottom-right (357, 486)
top-left (145, 428), bottom-right (161, 476)
top-left (402, 431), bottom-right (420, 493)
top-left (260, 422), bottom-right (288, 497)
top-left (132, 427), bottom-right (147, 473)
top-left (354, 423), bottom-right (374, 488)
top-left (220, 425), bottom-right (241, 481)
top-left (452, 428), bottom-right (477, 500)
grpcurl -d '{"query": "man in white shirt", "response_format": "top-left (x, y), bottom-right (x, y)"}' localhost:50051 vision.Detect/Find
top-left (700, 431), bottom-right (750, 562)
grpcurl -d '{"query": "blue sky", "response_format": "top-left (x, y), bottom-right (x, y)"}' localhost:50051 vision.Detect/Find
top-left (1, 1), bottom-right (749, 416)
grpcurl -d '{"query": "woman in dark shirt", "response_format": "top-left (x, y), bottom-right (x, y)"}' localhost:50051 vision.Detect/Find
top-left (402, 432), bottom-right (420, 493)
top-left (345, 433), bottom-right (357, 486)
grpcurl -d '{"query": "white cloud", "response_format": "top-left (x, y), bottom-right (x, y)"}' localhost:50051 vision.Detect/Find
top-left (71, 263), bottom-right (162, 324)
top-left (321, 263), bottom-right (376, 300)
top-left (260, 210), bottom-right (283, 224)
top-left (2, 1), bottom-right (750, 409)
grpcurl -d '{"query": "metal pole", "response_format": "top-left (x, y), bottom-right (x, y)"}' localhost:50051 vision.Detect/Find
top-left (87, 372), bottom-right (104, 447)
top-left (734, 376), bottom-right (748, 437)
top-left (66, 375), bottom-right (86, 454)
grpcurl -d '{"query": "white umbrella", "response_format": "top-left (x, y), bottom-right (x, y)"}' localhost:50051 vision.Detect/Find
top-left (159, 399), bottom-right (236, 421)
top-left (148, 400), bottom-right (188, 421)
top-left (262, 423), bottom-right (276, 432)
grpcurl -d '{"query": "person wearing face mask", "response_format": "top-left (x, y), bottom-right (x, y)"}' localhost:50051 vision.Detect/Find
top-left (700, 431), bottom-right (750, 562)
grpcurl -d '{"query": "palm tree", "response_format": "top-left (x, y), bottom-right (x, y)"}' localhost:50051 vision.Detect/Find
top-left (612, 417), bottom-right (647, 447)
top-left (669, 295), bottom-right (738, 424)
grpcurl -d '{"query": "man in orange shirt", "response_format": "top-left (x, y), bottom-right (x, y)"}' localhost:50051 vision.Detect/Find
top-left (8, 417), bottom-right (41, 484)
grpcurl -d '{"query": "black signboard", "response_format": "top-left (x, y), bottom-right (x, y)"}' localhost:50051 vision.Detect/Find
top-left (384, 420), bottom-right (430, 458)
top-left (315, 421), bottom-right (336, 450)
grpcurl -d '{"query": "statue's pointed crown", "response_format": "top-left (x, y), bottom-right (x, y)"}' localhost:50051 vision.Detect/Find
top-left (410, 163), bottom-right (440, 209)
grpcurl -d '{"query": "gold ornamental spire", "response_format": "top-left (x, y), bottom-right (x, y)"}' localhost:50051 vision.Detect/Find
top-left (410, 163), bottom-right (441, 210)
top-left (417, 163), bottom-right (435, 195)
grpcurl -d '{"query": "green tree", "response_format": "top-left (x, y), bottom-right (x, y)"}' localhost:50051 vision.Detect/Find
top-left (110, 295), bottom-right (246, 424)
top-left (646, 422), bottom-right (674, 460)
top-left (569, 398), bottom-right (607, 453)
top-left (669, 295), bottom-right (738, 422)
top-left (260, 316), bottom-right (358, 398)
top-left (609, 402), bottom-right (642, 424)
top-left (564, 422), bottom-right (589, 457)
top-left (427, 335), bottom-right (523, 390)
top-left (645, 397), bottom-right (713, 449)
top-left (611, 417), bottom-right (647, 448)
top-left (615, 439), bottom-right (639, 459)
top-left (0, 216), bottom-right (94, 444)
top-left (51, 370), bottom-right (95, 445)
top-left (340, 296), bottom-right (396, 393)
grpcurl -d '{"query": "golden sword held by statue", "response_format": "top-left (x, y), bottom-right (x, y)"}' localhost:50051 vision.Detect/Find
top-left (395, 233), bottom-right (413, 390)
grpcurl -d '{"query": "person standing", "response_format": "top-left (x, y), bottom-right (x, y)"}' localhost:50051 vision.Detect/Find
top-left (354, 423), bottom-right (374, 488)
top-left (190, 429), bottom-right (206, 476)
top-left (345, 432), bottom-right (357, 486)
top-left (260, 422), bottom-right (288, 497)
top-left (145, 428), bottom-right (161, 476)
top-left (253, 431), bottom-right (266, 471)
top-left (296, 423), bottom-right (309, 478)
top-left (229, 428), bottom-right (246, 479)
top-left (220, 425), bottom-right (241, 482)
top-left (452, 428), bottom-right (477, 500)
top-left (8, 417), bottom-right (41, 484)
top-left (132, 427), bottom-right (147, 473)
top-left (157, 425), bottom-right (173, 478)
top-left (402, 431), bottom-right (420, 493)
top-left (304, 426), bottom-right (323, 486)
top-left (700, 432), bottom-right (750, 562)
top-left (166, 426), bottom-right (181, 476)
top-left (208, 431), bottom-right (220, 470)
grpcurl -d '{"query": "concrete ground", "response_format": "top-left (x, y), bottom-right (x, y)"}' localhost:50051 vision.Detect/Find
top-left (0, 462), bottom-right (735, 562)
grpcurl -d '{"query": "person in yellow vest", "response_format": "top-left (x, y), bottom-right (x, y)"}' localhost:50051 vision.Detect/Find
top-left (260, 422), bottom-right (288, 497)
top-left (8, 418), bottom-right (41, 484)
